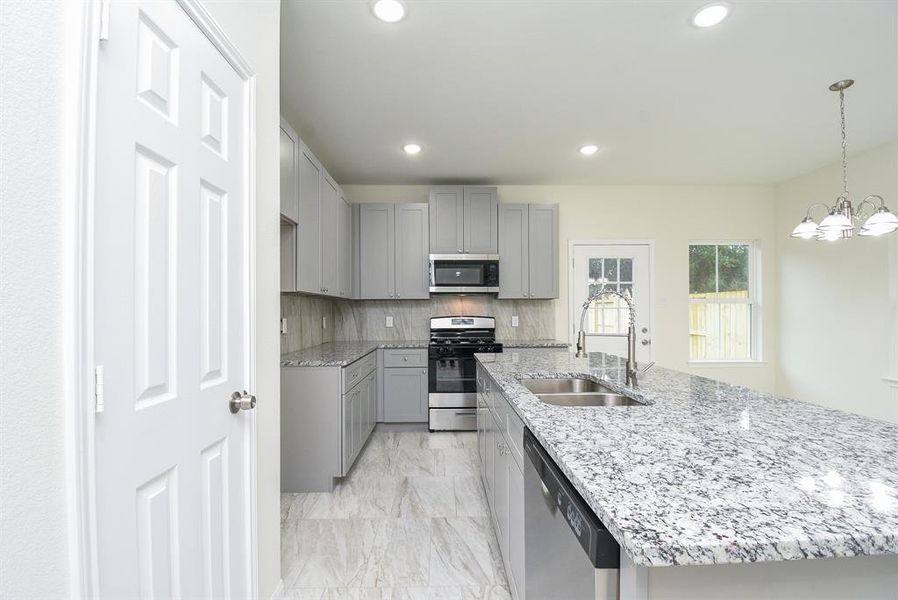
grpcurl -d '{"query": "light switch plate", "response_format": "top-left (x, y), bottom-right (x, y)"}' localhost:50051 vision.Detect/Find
top-left (280, 318), bottom-right (288, 334)
top-left (511, 315), bottom-right (519, 327)
top-left (386, 316), bottom-right (394, 328)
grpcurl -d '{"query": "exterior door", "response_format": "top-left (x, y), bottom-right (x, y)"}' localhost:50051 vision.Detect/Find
top-left (571, 243), bottom-right (653, 363)
top-left (93, 2), bottom-right (253, 597)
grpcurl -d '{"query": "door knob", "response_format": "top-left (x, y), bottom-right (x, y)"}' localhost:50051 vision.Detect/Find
top-left (230, 390), bottom-right (256, 414)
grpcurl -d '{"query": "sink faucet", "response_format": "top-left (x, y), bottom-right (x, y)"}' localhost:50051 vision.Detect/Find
top-left (575, 286), bottom-right (654, 387)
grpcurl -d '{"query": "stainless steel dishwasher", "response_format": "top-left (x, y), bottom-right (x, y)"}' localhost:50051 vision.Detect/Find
top-left (524, 428), bottom-right (620, 600)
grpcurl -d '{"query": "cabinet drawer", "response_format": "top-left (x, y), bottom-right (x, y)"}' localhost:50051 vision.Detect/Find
top-left (342, 351), bottom-right (377, 392)
top-left (382, 348), bottom-right (427, 368)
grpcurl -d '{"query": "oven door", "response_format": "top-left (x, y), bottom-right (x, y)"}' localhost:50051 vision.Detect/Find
top-left (428, 352), bottom-right (477, 407)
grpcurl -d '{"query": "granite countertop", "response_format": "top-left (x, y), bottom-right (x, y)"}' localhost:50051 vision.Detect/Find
top-left (476, 349), bottom-right (898, 567)
top-left (280, 339), bottom-right (569, 367)
top-left (280, 340), bottom-right (430, 367)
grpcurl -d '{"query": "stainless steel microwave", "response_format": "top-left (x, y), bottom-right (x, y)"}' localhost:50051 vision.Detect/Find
top-left (429, 254), bottom-right (500, 293)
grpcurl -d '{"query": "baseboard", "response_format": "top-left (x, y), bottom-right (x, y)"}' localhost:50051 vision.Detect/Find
top-left (268, 579), bottom-right (284, 600)
top-left (374, 422), bottom-right (429, 432)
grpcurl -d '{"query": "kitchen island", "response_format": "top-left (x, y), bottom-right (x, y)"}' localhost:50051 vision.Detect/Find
top-left (476, 348), bottom-right (898, 600)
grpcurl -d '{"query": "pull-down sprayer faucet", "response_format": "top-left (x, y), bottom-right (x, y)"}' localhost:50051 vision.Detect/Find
top-left (575, 286), bottom-right (653, 387)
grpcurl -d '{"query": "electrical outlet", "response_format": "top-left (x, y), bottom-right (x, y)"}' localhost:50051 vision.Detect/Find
top-left (280, 318), bottom-right (288, 334)
top-left (385, 316), bottom-right (394, 328)
top-left (511, 315), bottom-right (519, 327)
top-left (322, 316), bottom-right (327, 329)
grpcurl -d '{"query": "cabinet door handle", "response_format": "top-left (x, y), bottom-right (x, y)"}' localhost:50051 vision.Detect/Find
top-left (422, 370), bottom-right (426, 374)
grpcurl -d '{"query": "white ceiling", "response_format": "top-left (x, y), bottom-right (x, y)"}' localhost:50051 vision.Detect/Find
top-left (280, 1), bottom-right (898, 185)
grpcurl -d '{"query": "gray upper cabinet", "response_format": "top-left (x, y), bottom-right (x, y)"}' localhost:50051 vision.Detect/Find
top-left (357, 203), bottom-right (429, 300)
top-left (463, 187), bottom-right (499, 254)
top-left (296, 142), bottom-right (322, 294)
top-left (382, 367), bottom-right (428, 422)
top-left (498, 204), bottom-right (529, 298)
top-left (279, 119), bottom-right (299, 224)
top-left (358, 203), bottom-right (395, 299)
top-left (428, 186), bottom-right (497, 254)
top-left (395, 204), bottom-right (430, 299)
top-left (281, 119), bottom-right (352, 299)
top-left (528, 203), bottom-right (559, 298)
top-left (339, 194), bottom-right (352, 298)
top-left (428, 187), bottom-right (464, 253)
top-left (498, 202), bottom-right (559, 299)
top-left (320, 173), bottom-right (341, 295)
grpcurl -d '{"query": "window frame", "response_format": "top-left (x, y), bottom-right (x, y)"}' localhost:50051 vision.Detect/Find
top-left (687, 240), bottom-right (762, 364)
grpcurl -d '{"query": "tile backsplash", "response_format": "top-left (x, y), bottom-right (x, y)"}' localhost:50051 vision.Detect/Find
top-left (281, 294), bottom-right (556, 354)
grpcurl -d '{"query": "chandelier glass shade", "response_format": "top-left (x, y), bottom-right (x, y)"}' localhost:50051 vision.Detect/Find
top-left (790, 79), bottom-right (897, 242)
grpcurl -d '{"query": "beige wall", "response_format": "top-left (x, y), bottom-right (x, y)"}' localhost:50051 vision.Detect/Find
top-left (344, 184), bottom-right (779, 392)
top-left (774, 141), bottom-right (898, 423)
top-left (202, 1), bottom-right (282, 597)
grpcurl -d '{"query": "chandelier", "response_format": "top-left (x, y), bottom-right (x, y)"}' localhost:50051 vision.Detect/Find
top-left (790, 79), bottom-right (898, 241)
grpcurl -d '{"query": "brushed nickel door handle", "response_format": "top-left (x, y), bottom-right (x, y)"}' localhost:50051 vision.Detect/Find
top-left (230, 390), bottom-right (256, 414)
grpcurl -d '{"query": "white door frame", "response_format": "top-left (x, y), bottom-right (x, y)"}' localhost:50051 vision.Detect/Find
top-left (66, 1), bottom-right (258, 597)
top-left (567, 240), bottom-right (656, 359)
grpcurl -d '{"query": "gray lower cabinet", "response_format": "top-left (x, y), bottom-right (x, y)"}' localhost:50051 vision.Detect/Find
top-left (428, 186), bottom-right (498, 254)
top-left (382, 366), bottom-right (428, 422)
top-left (281, 353), bottom-right (377, 493)
top-left (477, 364), bottom-right (525, 600)
top-left (498, 203), bottom-right (559, 299)
top-left (343, 369), bottom-right (377, 472)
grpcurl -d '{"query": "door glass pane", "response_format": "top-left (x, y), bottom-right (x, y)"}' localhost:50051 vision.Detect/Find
top-left (619, 258), bottom-right (632, 282)
top-left (589, 258), bottom-right (603, 282)
top-left (603, 258), bottom-right (618, 282)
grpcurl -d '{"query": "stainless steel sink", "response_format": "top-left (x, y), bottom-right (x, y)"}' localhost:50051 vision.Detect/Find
top-left (537, 393), bottom-right (644, 407)
top-left (520, 377), bottom-right (646, 407)
top-left (521, 378), bottom-right (605, 394)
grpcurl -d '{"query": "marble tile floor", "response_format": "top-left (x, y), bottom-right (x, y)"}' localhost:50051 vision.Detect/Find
top-left (281, 431), bottom-right (512, 600)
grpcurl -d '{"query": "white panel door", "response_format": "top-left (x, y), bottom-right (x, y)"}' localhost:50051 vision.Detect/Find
top-left (571, 244), bottom-right (653, 363)
top-left (93, 2), bottom-right (252, 598)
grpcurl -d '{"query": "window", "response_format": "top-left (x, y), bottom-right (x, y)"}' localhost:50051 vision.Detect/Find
top-left (688, 243), bottom-right (760, 361)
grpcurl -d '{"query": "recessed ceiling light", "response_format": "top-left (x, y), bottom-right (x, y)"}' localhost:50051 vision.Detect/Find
top-left (372, 0), bottom-right (406, 23)
top-left (403, 143), bottom-right (422, 155)
top-left (692, 3), bottom-right (730, 28)
top-left (579, 144), bottom-right (599, 156)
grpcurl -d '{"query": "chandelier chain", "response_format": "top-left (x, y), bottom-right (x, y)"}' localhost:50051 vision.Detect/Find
top-left (839, 88), bottom-right (848, 197)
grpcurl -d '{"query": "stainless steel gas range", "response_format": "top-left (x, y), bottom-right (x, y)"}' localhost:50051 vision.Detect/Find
top-left (428, 316), bottom-right (503, 431)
